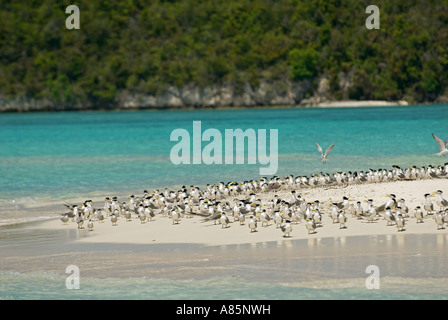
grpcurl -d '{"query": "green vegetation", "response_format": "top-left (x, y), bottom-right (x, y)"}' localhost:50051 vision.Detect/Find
top-left (1, 0), bottom-right (447, 108)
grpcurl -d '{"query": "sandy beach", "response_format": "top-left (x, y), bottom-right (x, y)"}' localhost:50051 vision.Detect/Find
top-left (314, 100), bottom-right (409, 108)
top-left (36, 178), bottom-right (448, 247)
top-left (3, 175), bottom-right (448, 299)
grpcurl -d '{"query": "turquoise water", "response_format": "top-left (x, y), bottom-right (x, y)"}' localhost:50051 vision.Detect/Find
top-left (1, 221), bottom-right (447, 300)
top-left (1, 271), bottom-right (445, 300)
top-left (1, 104), bottom-right (448, 300)
top-left (1, 105), bottom-right (447, 204)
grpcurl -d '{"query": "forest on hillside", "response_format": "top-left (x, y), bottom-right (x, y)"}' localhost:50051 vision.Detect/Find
top-left (1, 0), bottom-right (447, 109)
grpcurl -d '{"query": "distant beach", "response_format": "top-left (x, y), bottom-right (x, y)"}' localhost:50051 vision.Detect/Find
top-left (312, 100), bottom-right (409, 108)
top-left (0, 98), bottom-right (413, 113)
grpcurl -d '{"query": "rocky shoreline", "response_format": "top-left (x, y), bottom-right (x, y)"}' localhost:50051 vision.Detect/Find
top-left (1, 76), bottom-right (446, 112)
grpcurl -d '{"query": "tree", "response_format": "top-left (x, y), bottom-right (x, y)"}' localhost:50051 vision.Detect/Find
top-left (288, 48), bottom-right (320, 81)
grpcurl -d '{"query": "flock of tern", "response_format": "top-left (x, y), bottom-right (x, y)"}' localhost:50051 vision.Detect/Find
top-left (61, 162), bottom-right (448, 238)
top-left (60, 133), bottom-right (448, 238)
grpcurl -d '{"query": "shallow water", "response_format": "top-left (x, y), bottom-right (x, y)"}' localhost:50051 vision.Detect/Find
top-left (2, 271), bottom-right (446, 300)
top-left (2, 105), bottom-right (448, 300)
top-left (1, 221), bottom-right (447, 300)
top-left (1, 105), bottom-right (448, 224)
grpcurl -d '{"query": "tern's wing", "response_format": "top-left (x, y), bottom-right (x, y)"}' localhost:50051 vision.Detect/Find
top-left (324, 143), bottom-right (336, 157)
top-left (201, 212), bottom-right (221, 222)
top-left (315, 142), bottom-right (323, 155)
top-left (63, 203), bottom-right (75, 212)
top-left (432, 133), bottom-right (446, 151)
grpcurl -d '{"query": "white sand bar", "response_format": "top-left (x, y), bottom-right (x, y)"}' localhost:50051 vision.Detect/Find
top-left (39, 179), bottom-right (448, 247)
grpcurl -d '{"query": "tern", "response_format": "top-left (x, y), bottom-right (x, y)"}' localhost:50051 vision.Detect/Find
top-left (313, 210), bottom-right (322, 227)
top-left (87, 219), bottom-right (94, 231)
top-left (398, 198), bottom-right (409, 216)
top-left (432, 190), bottom-right (448, 210)
top-left (171, 209), bottom-right (181, 224)
top-left (111, 213), bottom-right (118, 226)
top-left (432, 133), bottom-right (448, 156)
top-left (315, 142), bottom-right (336, 163)
top-left (248, 216), bottom-right (257, 233)
top-left (338, 211), bottom-right (347, 229)
top-left (414, 206), bottom-right (424, 223)
top-left (424, 193), bottom-right (435, 215)
top-left (396, 213), bottom-right (405, 232)
top-left (220, 212), bottom-right (230, 228)
top-left (60, 214), bottom-right (69, 224)
top-left (238, 212), bottom-right (245, 225)
top-left (355, 201), bottom-right (364, 219)
top-left (62, 204), bottom-right (78, 221)
top-left (124, 210), bottom-right (132, 222)
top-left (139, 211), bottom-right (146, 224)
top-left (201, 210), bottom-right (221, 225)
top-left (280, 220), bottom-right (292, 237)
top-left (376, 194), bottom-right (396, 212)
top-left (260, 210), bottom-right (271, 227)
top-left (364, 199), bottom-right (377, 222)
top-left (330, 203), bottom-right (340, 223)
top-left (144, 206), bottom-right (155, 222)
top-left (336, 196), bottom-right (350, 211)
top-left (384, 207), bottom-right (396, 226)
top-left (305, 219), bottom-right (317, 234)
top-left (434, 211), bottom-right (446, 230)
top-left (76, 215), bottom-right (84, 229)
top-left (97, 210), bottom-right (105, 223)
top-left (274, 211), bottom-right (283, 228)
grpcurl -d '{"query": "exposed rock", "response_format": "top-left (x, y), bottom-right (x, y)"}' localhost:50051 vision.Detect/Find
top-left (316, 77), bottom-right (330, 101)
top-left (0, 74), bottom-right (425, 112)
top-left (338, 70), bottom-right (355, 100)
top-left (115, 79), bottom-right (313, 109)
top-left (298, 76), bottom-right (331, 106)
top-left (435, 95), bottom-right (448, 104)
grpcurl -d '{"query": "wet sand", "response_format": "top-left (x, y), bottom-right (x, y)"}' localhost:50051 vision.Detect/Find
top-left (1, 220), bottom-right (447, 289)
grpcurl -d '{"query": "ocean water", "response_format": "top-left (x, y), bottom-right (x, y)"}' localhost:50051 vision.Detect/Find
top-left (1, 104), bottom-right (448, 300)
top-left (1, 220), bottom-right (447, 300)
top-left (1, 104), bottom-right (448, 222)
top-left (2, 271), bottom-right (446, 300)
